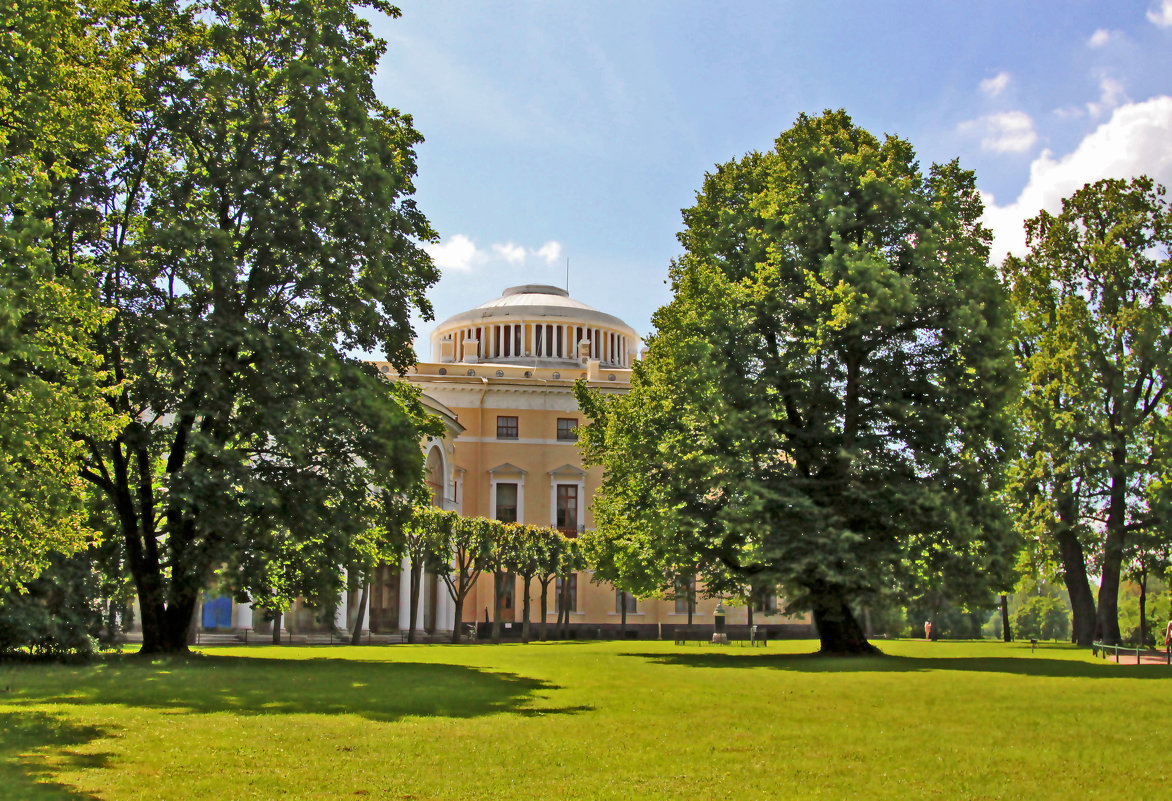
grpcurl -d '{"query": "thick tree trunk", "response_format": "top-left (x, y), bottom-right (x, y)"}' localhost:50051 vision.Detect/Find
top-left (809, 585), bottom-right (879, 655)
top-left (350, 583), bottom-right (369, 646)
top-left (1054, 494), bottom-right (1096, 646)
top-left (492, 571), bottom-right (504, 644)
top-left (1096, 464), bottom-right (1128, 645)
top-left (271, 611), bottom-right (282, 644)
top-left (620, 597), bottom-right (627, 638)
top-left (521, 575), bottom-right (532, 643)
top-left (1000, 594), bottom-right (1012, 642)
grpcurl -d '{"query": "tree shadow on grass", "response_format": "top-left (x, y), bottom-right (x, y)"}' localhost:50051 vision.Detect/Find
top-left (0, 709), bottom-right (110, 801)
top-left (1, 656), bottom-right (588, 800)
top-left (10, 655), bottom-right (585, 722)
top-left (621, 650), bottom-right (1172, 679)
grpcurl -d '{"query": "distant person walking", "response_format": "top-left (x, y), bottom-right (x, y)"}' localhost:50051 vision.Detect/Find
top-left (924, 620), bottom-right (933, 641)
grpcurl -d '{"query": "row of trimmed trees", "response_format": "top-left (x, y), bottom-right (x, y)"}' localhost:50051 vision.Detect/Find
top-left (381, 507), bottom-right (585, 644)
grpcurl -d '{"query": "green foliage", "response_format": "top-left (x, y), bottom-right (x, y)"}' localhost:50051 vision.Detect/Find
top-left (578, 110), bottom-right (1018, 652)
top-left (0, 552), bottom-right (107, 657)
top-left (0, 0), bottom-right (126, 592)
top-left (64, 0), bottom-right (439, 651)
top-left (1013, 596), bottom-right (1069, 642)
top-left (1003, 176), bottom-right (1172, 644)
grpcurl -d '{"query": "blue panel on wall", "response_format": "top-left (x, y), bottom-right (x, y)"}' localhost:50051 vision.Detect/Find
top-left (202, 596), bottom-right (232, 629)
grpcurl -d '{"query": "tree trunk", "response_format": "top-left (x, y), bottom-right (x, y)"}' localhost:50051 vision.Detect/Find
top-left (492, 571), bottom-right (504, 644)
top-left (809, 584), bottom-right (879, 655)
top-left (559, 574), bottom-right (570, 639)
top-left (451, 595), bottom-right (465, 644)
top-left (745, 602), bottom-right (752, 630)
top-left (350, 583), bottom-right (369, 646)
top-left (158, 583), bottom-right (199, 652)
top-left (1053, 494), bottom-right (1097, 646)
top-left (620, 596), bottom-right (627, 638)
top-left (521, 575), bottom-right (532, 643)
top-left (539, 578), bottom-right (550, 641)
top-left (1096, 463), bottom-right (1128, 645)
top-left (408, 561), bottom-right (422, 644)
top-left (271, 611), bottom-right (282, 645)
top-left (1000, 594), bottom-right (1012, 642)
top-left (1138, 566), bottom-right (1148, 647)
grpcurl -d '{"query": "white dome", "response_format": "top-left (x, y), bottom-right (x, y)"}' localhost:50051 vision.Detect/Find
top-left (435, 285), bottom-right (636, 334)
top-left (430, 285), bottom-right (640, 368)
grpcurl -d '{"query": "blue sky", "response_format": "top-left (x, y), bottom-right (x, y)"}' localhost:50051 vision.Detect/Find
top-left (364, 1), bottom-right (1172, 357)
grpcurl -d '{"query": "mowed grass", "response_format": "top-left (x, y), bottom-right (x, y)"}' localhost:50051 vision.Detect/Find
top-left (0, 639), bottom-right (1166, 800)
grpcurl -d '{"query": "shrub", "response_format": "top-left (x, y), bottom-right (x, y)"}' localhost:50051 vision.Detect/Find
top-left (0, 554), bottom-right (105, 658)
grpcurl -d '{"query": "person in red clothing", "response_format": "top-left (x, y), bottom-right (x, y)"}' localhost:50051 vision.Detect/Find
top-left (924, 620), bottom-right (933, 641)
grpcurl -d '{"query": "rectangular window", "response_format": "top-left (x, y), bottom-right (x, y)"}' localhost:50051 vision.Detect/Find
top-left (496, 415), bottom-right (518, 439)
top-left (674, 575), bottom-right (695, 615)
top-left (616, 590), bottom-right (637, 614)
top-left (535, 325), bottom-right (543, 356)
top-left (753, 586), bottom-right (778, 615)
top-left (556, 484), bottom-right (578, 534)
top-left (495, 483), bottom-right (518, 523)
top-left (557, 418), bottom-right (578, 441)
top-left (555, 573), bottom-right (577, 612)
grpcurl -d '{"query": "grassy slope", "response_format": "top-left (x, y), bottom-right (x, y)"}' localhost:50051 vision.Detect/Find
top-left (0, 639), bottom-right (1166, 800)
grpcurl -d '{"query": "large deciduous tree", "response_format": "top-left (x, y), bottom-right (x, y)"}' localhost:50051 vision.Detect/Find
top-left (578, 110), bottom-right (1018, 654)
top-left (0, 0), bottom-right (125, 593)
top-left (1003, 177), bottom-right (1172, 645)
top-left (78, 0), bottom-right (438, 653)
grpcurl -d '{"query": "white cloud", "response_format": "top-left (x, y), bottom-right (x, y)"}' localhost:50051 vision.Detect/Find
top-left (983, 96), bottom-right (1172, 262)
top-left (1088, 28), bottom-right (1115, 47)
top-left (424, 235), bottom-right (567, 274)
top-left (979, 72), bottom-right (1011, 98)
top-left (1149, 0), bottom-right (1172, 26)
top-left (958, 111), bottom-right (1038, 154)
top-left (535, 241), bottom-right (563, 265)
top-left (1086, 76), bottom-right (1128, 118)
top-left (492, 242), bottom-right (526, 265)
top-left (424, 234), bottom-right (485, 273)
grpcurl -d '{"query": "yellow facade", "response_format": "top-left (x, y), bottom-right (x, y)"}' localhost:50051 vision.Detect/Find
top-left (380, 284), bottom-right (809, 637)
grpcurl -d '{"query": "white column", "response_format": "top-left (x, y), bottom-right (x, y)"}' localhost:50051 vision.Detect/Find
top-left (398, 556), bottom-right (412, 630)
top-left (236, 603), bottom-right (253, 630)
top-left (335, 576), bottom-right (349, 632)
top-left (415, 576), bottom-right (426, 628)
top-left (437, 580), bottom-right (455, 632)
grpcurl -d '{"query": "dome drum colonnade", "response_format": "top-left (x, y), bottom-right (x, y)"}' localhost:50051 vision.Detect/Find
top-left (430, 284), bottom-right (638, 369)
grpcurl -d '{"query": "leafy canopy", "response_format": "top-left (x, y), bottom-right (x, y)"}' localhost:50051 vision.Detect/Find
top-left (578, 110), bottom-right (1018, 651)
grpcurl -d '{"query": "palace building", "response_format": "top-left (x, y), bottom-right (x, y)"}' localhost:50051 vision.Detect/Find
top-left (194, 284), bottom-right (810, 641)
top-left (377, 284), bottom-right (808, 638)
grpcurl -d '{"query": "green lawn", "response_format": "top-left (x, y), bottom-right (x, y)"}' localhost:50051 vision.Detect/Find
top-left (0, 639), bottom-right (1166, 800)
